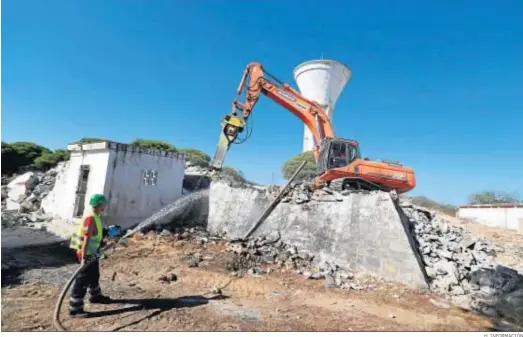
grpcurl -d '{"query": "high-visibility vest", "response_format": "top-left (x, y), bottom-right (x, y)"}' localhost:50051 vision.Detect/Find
top-left (69, 213), bottom-right (103, 256)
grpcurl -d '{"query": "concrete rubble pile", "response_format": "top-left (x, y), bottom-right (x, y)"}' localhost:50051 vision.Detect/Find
top-left (224, 234), bottom-right (374, 290)
top-left (401, 203), bottom-right (523, 321)
top-left (1, 168), bottom-right (59, 229)
top-left (140, 224), bottom-right (374, 291)
top-left (2, 170), bottom-right (58, 212)
top-left (279, 182), bottom-right (380, 204)
top-left (275, 182), bottom-right (523, 321)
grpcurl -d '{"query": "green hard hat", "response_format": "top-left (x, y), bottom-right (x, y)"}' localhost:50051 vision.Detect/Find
top-left (89, 194), bottom-right (107, 207)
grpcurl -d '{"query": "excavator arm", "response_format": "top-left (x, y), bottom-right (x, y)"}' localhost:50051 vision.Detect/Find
top-left (210, 62), bottom-right (416, 194)
top-left (211, 63), bottom-right (335, 169)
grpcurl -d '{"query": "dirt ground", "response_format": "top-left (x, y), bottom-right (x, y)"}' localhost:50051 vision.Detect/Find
top-left (1, 233), bottom-right (509, 332)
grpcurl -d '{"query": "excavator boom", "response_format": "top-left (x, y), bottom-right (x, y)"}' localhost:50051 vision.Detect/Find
top-left (211, 63), bottom-right (416, 194)
top-left (211, 63), bottom-right (334, 169)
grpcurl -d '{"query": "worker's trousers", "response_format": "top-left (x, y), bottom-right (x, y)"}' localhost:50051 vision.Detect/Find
top-left (69, 259), bottom-right (102, 313)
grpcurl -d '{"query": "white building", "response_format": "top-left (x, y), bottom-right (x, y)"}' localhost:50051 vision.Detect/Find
top-left (42, 141), bottom-right (185, 229)
top-left (457, 204), bottom-right (523, 232)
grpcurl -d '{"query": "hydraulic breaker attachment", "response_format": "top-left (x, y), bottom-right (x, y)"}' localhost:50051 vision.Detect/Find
top-left (211, 114), bottom-right (245, 169)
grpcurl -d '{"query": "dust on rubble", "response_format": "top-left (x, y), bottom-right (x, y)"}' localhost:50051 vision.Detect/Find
top-left (1, 229), bottom-right (505, 332)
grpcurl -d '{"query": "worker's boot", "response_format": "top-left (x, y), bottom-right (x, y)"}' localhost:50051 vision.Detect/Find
top-left (89, 294), bottom-right (112, 304)
top-left (69, 309), bottom-right (90, 318)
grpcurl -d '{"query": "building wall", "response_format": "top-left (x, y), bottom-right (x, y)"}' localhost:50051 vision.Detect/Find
top-left (457, 206), bottom-right (523, 232)
top-left (102, 143), bottom-right (185, 228)
top-left (42, 150), bottom-right (110, 220)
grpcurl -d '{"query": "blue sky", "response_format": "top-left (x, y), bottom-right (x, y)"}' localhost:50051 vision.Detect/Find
top-left (2, 0), bottom-right (522, 205)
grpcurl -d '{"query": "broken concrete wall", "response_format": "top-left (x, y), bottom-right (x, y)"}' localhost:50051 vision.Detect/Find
top-left (205, 181), bottom-right (428, 289)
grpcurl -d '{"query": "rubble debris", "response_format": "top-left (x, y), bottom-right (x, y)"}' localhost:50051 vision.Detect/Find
top-left (496, 287), bottom-right (523, 325)
top-left (401, 202), bottom-right (523, 321)
top-left (158, 273), bottom-right (178, 284)
top-left (279, 182), bottom-right (375, 205)
top-left (267, 181), bottom-right (523, 322)
top-left (183, 162), bottom-right (258, 193)
top-left (222, 233), bottom-right (374, 290)
top-left (1, 209), bottom-right (53, 229)
top-left (2, 169), bottom-right (58, 213)
top-left (184, 252), bottom-right (203, 268)
top-left (210, 180), bottom-right (523, 322)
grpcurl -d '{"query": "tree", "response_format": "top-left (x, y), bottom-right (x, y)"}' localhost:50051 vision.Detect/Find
top-left (467, 190), bottom-right (521, 205)
top-left (179, 148), bottom-right (211, 167)
top-left (281, 151), bottom-right (317, 181)
top-left (73, 137), bottom-right (107, 144)
top-left (221, 166), bottom-right (246, 183)
top-left (34, 149), bottom-right (71, 170)
top-left (130, 139), bottom-right (177, 152)
top-left (1, 142), bottom-right (52, 174)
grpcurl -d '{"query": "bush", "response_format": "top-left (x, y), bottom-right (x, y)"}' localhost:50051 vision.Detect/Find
top-left (179, 148), bottom-right (211, 167)
top-left (281, 151), bottom-right (317, 181)
top-left (73, 137), bottom-right (107, 144)
top-left (34, 149), bottom-right (70, 170)
top-left (130, 139), bottom-right (177, 152)
top-left (1, 142), bottom-right (52, 175)
top-left (467, 190), bottom-right (521, 205)
top-left (221, 166), bottom-right (246, 183)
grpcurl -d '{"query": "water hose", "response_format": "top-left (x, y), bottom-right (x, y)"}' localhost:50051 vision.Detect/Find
top-left (53, 262), bottom-right (89, 331)
top-left (53, 242), bottom-right (118, 331)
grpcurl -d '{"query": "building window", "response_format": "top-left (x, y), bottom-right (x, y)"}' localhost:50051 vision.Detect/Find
top-left (143, 170), bottom-right (159, 186)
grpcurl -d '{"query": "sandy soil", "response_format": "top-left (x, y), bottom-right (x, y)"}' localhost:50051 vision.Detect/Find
top-left (1, 235), bottom-right (503, 332)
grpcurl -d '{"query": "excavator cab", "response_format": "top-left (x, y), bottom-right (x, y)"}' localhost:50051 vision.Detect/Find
top-left (316, 137), bottom-right (360, 175)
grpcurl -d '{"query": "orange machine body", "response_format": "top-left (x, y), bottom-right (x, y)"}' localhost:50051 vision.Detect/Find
top-left (213, 62), bottom-right (416, 194)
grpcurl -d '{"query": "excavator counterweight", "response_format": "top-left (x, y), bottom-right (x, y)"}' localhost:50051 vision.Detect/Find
top-left (211, 63), bottom-right (416, 194)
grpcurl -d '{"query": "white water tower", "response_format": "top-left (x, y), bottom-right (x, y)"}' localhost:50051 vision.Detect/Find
top-left (293, 59), bottom-right (352, 152)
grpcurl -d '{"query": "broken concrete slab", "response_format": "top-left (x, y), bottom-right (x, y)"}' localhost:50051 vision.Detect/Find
top-left (205, 181), bottom-right (429, 289)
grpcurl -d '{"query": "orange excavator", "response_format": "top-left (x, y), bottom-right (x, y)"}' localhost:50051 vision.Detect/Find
top-left (210, 63), bottom-right (416, 194)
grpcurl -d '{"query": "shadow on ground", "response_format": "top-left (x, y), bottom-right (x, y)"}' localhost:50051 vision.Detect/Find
top-left (86, 295), bottom-right (228, 331)
top-left (1, 240), bottom-right (78, 287)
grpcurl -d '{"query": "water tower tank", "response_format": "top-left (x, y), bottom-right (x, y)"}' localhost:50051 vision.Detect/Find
top-left (293, 59), bottom-right (351, 152)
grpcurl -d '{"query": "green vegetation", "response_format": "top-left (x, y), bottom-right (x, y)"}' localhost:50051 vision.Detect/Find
top-left (281, 151), bottom-right (317, 181)
top-left (72, 137), bottom-right (107, 144)
top-left (179, 148), bottom-right (211, 167)
top-left (1, 138), bottom-right (247, 183)
top-left (130, 139), bottom-right (178, 152)
top-left (407, 190), bottom-right (522, 217)
top-left (1, 142), bottom-right (54, 175)
top-left (33, 149), bottom-right (71, 170)
top-left (467, 190), bottom-right (521, 205)
top-left (221, 166), bottom-right (246, 183)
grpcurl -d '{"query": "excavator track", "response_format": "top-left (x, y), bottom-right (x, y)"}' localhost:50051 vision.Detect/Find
top-left (328, 178), bottom-right (388, 192)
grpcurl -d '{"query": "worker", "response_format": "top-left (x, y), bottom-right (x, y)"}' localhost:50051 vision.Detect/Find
top-left (68, 193), bottom-right (111, 317)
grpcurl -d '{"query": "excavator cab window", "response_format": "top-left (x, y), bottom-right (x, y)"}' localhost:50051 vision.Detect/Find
top-left (316, 138), bottom-right (360, 174)
top-left (330, 142), bottom-right (348, 168)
